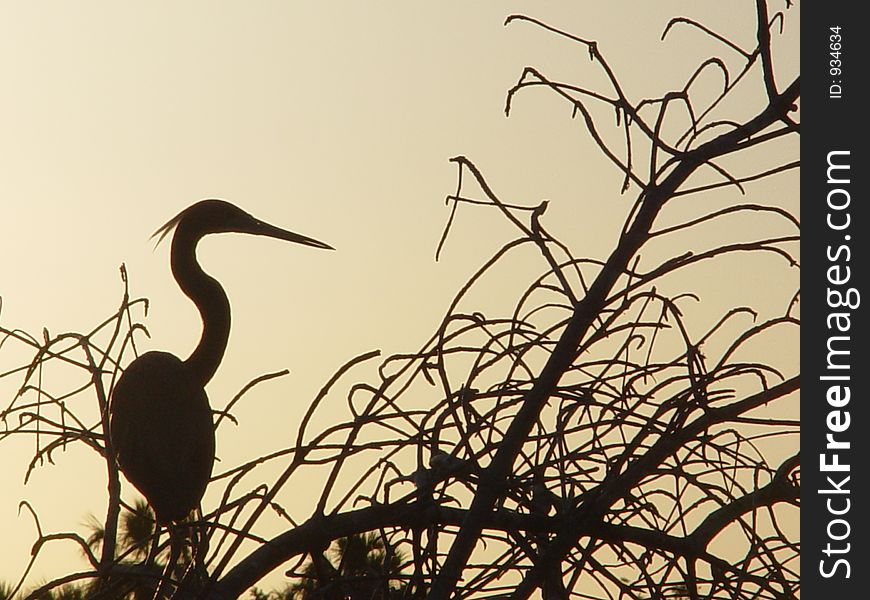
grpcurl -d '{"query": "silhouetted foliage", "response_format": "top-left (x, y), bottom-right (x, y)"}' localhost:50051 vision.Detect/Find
top-left (1, 582), bottom-right (16, 600)
top-left (282, 533), bottom-right (408, 600)
top-left (1, 3), bottom-right (798, 599)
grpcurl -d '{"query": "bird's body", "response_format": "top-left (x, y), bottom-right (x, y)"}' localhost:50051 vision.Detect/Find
top-left (110, 351), bottom-right (215, 523)
top-left (109, 199), bottom-right (332, 524)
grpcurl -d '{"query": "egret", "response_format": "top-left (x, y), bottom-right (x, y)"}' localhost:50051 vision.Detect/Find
top-left (109, 199), bottom-right (333, 524)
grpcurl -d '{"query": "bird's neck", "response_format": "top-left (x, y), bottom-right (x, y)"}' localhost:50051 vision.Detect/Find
top-left (171, 226), bottom-right (230, 387)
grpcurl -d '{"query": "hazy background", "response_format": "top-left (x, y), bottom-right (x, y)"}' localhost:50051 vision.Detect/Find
top-left (0, 1), bottom-right (798, 591)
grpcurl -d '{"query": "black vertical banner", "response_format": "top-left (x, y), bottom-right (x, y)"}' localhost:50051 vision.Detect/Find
top-left (803, 2), bottom-right (867, 597)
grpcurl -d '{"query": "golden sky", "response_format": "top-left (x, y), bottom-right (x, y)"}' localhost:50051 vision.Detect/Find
top-left (0, 1), bottom-right (798, 591)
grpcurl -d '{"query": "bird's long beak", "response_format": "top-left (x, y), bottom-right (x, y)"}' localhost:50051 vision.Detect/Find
top-left (251, 219), bottom-right (334, 251)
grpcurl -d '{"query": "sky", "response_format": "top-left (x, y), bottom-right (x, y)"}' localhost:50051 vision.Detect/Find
top-left (0, 1), bottom-right (798, 592)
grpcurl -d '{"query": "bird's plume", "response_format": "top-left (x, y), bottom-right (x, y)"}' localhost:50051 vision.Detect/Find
top-left (151, 206), bottom-right (189, 247)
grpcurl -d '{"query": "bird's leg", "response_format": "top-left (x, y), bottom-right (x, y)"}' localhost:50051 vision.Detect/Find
top-left (175, 510), bottom-right (211, 598)
top-left (192, 509), bottom-right (211, 581)
top-left (152, 524), bottom-right (182, 600)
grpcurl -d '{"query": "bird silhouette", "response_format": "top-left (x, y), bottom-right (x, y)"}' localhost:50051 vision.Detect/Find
top-left (109, 199), bottom-right (333, 524)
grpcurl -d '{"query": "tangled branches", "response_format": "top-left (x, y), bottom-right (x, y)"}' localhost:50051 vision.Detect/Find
top-left (1, 2), bottom-right (798, 599)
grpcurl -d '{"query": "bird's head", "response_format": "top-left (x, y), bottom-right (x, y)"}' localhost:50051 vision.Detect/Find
top-left (152, 199), bottom-right (334, 250)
